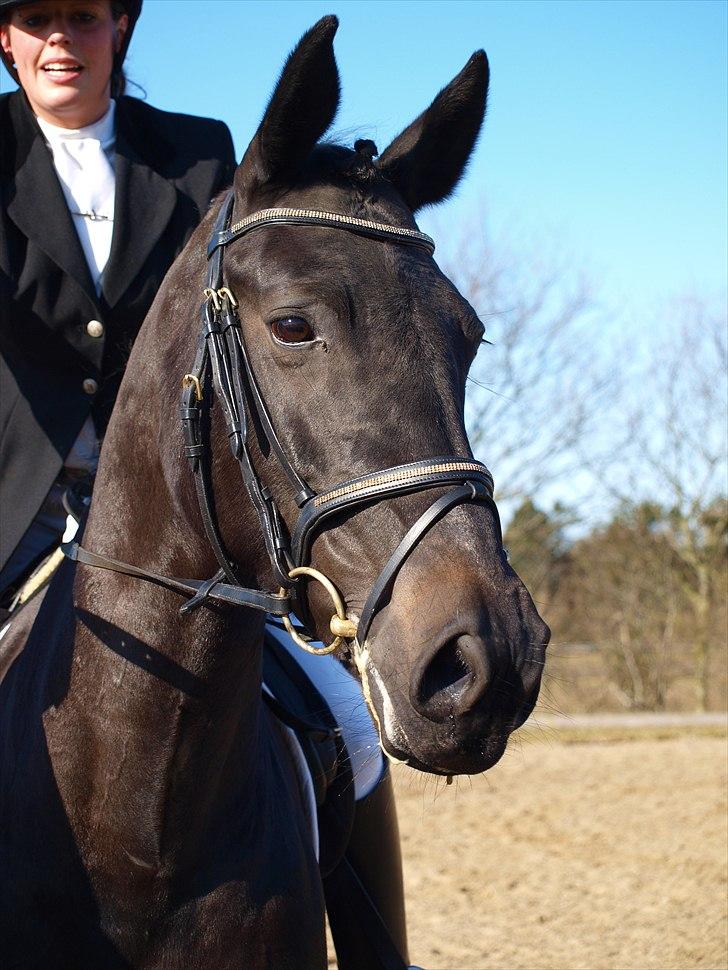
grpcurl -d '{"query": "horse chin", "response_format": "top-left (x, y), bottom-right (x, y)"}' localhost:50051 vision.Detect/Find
top-left (380, 729), bottom-right (510, 777)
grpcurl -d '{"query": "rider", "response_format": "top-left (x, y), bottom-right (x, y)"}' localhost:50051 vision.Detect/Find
top-left (0, 0), bottom-right (236, 606)
top-left (0, 4), bottom-right (409, 965)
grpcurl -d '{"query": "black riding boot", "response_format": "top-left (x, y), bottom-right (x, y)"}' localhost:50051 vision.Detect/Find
top-left (324, 765), bottom-right (411, 970)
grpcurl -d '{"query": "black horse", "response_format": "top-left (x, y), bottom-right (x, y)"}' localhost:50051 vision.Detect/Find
top-left (0, 17), bottom-right (549, 968)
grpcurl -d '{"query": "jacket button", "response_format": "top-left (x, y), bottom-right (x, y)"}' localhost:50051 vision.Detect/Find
top-left (86, 319), bottom-right (104, 338)
top-left (83, 378), bottom-right (98, 395)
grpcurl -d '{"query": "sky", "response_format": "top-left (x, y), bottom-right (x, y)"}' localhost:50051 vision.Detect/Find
top-left (124, 0), bottom-right (727, 317)
top-left (2, 0), bottom-right (725, 318)
top-left (4, 0), bottom-right (724, 312)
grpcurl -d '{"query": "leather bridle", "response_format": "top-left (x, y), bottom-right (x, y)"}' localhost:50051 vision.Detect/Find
top-left (65, 190), bottom-right (500, 655)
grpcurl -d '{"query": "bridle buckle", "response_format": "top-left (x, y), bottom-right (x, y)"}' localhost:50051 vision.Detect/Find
top-left (181, 374), bottom-right (203, 402)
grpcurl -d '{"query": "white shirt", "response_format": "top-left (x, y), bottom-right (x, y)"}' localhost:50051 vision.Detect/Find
top-left (36, 101), bottom-right (116, 295)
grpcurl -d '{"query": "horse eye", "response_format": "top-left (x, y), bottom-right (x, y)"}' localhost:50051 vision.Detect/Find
top-left (271, 316), bottom-right (314, 344)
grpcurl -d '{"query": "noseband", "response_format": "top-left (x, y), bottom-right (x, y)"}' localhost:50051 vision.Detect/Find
top-left (66, 191), bottom-right (499, 654)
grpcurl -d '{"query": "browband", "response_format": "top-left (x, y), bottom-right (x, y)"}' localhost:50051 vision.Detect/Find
top-left (208, 207), bottom-right (436, 258)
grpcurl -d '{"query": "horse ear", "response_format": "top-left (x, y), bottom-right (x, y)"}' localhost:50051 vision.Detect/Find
top-left (235, 16), bottom-right (340, 196)
top-left (378, 51), bottom-right (489, 212)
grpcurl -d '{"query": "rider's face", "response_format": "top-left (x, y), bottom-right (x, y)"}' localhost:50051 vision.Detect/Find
top-left (0, 1), bottom-right (127, 128)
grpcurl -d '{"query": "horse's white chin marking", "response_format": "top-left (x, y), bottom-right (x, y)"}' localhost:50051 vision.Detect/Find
top-left (353, 640), bottom-right (410, 766)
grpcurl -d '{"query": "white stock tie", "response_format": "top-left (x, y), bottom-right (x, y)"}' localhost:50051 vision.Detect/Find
top-left (54, 136), bottom-right (115, 291)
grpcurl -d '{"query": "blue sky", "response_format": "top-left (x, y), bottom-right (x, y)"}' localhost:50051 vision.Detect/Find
top-left (2, 1), bottom-right (725, 318)
top-left (123, 0), bottom-right (727, 317)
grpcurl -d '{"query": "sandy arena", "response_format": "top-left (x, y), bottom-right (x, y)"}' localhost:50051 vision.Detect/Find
top-left (330, 723), bottom-right (728, 970)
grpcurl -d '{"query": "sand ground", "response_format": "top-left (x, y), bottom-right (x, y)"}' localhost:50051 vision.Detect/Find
top-left (336, 724), bottom-right (727, 970)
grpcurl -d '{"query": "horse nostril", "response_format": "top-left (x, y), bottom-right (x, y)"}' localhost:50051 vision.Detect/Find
top-left (410, 634), bottom-right (491, 723)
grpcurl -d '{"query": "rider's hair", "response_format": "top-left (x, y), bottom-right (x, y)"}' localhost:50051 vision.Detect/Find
top-left (110, 1), bottom-right (128, 98)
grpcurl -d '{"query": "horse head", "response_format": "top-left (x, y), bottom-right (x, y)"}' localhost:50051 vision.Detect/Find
top-left (165, 16), bottom-right (549, 776)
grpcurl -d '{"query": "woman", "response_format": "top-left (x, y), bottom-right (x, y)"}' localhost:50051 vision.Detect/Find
top-left (0, 0), bottom-right (236, 604)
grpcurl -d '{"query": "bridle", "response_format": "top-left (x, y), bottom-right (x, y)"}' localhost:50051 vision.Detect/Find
top-left (65, 190), bottom-right (500, 655)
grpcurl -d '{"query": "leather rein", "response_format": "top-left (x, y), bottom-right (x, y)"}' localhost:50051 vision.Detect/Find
top-left (65, 191), bottom-right (500, 655)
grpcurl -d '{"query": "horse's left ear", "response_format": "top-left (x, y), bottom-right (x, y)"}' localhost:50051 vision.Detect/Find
top-left (378, 51), bottom-right (489, 212)
top-left (235, 16), bottom-right (340, 197)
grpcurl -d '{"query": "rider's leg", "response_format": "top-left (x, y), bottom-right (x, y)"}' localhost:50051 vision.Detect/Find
top-left (324, 764), bottom-right (409, 970)
top-left (263, 624), bottom-right (410, 969)
top-left (0, 482), bottom-right (66, 609)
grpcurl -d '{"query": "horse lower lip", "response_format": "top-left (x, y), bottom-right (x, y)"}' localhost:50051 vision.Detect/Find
top-left (401, 747), bottom-right (506, 776)
top-left (399, 718), bottom-right (512, 775)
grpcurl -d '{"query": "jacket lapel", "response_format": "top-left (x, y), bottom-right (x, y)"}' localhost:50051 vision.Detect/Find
top-left (101, 108), bottom-right (177, 309)
top-left (5, 93), bottom-right (98, 303)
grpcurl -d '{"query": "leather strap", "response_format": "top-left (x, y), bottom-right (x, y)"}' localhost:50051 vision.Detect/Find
top-left (180, 193), bottom-right (248, 587)
top-left (209, 207), bottom-right (435, 258)
top-left (196, 192), bottom-right (296, 586)
top-left (357, 481), bottom-right (497, 644)
top-left (226, 312), bottom-right (313, 503)
top-left (184, 369), bottom-right (245, 587)
top-left (62, 542), bottom-right (292, 616)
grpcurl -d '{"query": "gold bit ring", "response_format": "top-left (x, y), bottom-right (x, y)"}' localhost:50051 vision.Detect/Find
top-left (279, 566), bottom-right (358, 656)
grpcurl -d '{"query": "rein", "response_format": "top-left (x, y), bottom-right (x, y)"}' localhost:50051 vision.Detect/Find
top-left (65, 191), bottom-right (499, 654)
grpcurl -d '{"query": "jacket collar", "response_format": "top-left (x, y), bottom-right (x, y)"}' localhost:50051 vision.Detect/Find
top-left (101, 96), bottom-right (177, 309)
top-left (5, 91), bottom-right (98, 307)
top-left (5, 92), bottom-right (178, 312)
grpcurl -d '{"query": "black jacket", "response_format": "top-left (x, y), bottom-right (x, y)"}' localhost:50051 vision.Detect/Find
top-left (0, 91), bottom-right (236, 572)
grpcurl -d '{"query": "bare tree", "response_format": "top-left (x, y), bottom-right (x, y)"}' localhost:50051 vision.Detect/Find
top-left (443, 223), bottom-right (616, 517)
top-left (529, 296), bottom-right (727, 712)
top-left (549, 502), bottom-right (690, 711)
top-left (612, 298), bottom-right (728, 710)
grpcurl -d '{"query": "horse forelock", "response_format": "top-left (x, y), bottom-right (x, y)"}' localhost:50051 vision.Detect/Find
top-left (253, 141), bottom-right (412, 225)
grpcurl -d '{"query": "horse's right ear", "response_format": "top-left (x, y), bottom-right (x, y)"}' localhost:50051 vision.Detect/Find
top-left (235, 16), bottom-right (340, 197)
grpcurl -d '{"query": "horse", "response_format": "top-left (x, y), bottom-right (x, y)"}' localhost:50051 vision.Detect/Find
top-left (0, 16), bottom-right (549, 968)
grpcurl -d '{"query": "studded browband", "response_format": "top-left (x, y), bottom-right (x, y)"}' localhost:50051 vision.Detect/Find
top-left (208, 207), bottom-right (435, 258)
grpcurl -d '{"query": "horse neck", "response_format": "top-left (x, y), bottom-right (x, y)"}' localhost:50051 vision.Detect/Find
top-left (66, 259), bottom-right (273, 851)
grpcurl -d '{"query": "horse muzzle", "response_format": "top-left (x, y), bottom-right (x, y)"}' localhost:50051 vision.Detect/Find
top-left (351, 537), bottom-right (550, 776)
